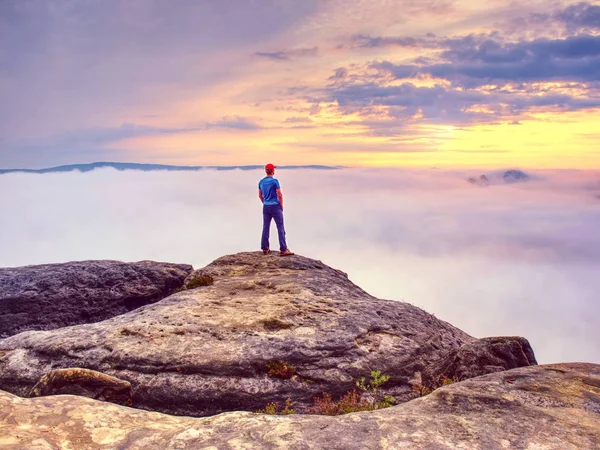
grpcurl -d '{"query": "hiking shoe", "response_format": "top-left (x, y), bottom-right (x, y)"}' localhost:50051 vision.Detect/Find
top-left (263, 249), bottom-right (271, 255)
top-left (280, 249), bottom-right (295, 256)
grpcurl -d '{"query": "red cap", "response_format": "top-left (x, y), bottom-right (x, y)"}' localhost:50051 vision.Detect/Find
top-left (265, 163), bottom-right (277, 170)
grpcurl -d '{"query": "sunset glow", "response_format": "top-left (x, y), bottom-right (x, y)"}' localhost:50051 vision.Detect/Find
top-left (1, 0), bottom-right (599, 169)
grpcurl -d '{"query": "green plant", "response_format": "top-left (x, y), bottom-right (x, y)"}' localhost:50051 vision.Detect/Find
top-left (266, 360), bottom-right (296, 379)
top-left (356, 370), bottom-right (390, 393)
top-left (310, 370), bottom-right (395, 416)
top-left (411, 384), bottom-right (432, 397)
top-left (411, 376), bottom-right (460, 398)
top-left (379, 394), bottom-right (397, 408)
top-left (257, 402), bottom-right (279, 415)
top-left (257, 398), bottom-right (295, 415)
top-left (439, 376), bottom-right (458, 387)
top-left (281, 397), bottom-right (295, 415)
top-left (309, 389), bottom-right (395, 415)
top-left (255, 370), bottom-right (395, 416)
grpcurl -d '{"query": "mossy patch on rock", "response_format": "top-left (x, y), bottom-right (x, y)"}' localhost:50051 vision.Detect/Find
top-left (174, 273), bottom-right (215, 293)
top-left (185, 274), bottom-right (214, 289)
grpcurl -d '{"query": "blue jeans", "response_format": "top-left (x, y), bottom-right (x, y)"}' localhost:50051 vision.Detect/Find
top-left (261, 204), bottom-right (288, 252)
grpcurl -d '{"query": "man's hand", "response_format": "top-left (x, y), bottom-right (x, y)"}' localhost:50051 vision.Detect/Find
top-left (277, 188), bottom-right (283, 209)
top-left (258, 189), bottom-right (264, 204)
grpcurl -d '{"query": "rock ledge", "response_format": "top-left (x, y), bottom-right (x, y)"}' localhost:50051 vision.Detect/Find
top-left (0, 363), bottom-right (598, 449)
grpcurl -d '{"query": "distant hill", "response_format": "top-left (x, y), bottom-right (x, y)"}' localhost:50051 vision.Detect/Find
top-left (502, 169), bottom-right (530, 184)
top-left (468, 169), bottom-right (531, 186)
top-left (0, 162), bottom-right (344, 174)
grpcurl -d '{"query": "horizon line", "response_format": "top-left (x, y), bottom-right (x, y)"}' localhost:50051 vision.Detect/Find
top-left (0, 161), bottom-right (348, 174)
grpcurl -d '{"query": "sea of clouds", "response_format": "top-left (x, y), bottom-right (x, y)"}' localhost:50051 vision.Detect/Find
top-left (1, 167), bottom-right (599, 364)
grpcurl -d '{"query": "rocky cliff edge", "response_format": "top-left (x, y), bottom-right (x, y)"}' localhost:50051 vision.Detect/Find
top-left (0, 252), bottom-right (536, 417)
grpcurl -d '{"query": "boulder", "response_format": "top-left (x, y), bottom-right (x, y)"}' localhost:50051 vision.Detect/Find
top-left (0, 253), bottom-right (535, 417)
top-left (0, 260), bottom-right (193, 338)
top-left (0, 363), bottom-right (598, 449)
top-left (421, 336), bottom-right (537, 386)
top-left (30, 368), bottom-right (133, 406)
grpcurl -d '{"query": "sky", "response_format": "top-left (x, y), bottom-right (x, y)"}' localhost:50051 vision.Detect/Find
top-left (1, 0), bottom-right (600, 169)
top-left (1, 168), bottom-right (599, 364)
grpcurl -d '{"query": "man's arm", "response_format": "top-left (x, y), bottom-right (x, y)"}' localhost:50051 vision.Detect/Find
top-left (277, 189), bottom-right (283, 209)
top-left (258, 189), bottom-right (264, 203)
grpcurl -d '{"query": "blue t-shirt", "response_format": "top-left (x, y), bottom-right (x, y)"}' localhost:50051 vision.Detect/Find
top-left (258, 177), bottom-right (281, 206)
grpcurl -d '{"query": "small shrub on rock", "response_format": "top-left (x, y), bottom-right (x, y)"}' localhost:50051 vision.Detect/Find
top-left (257, 402), bottom-right (279, 415)
top-left (256, 370), bottom-right (395, 416)
top-left (309, 371), bottom-right (395, 415)
top-left (310, 390), bottom-right (373, 415)
top-left (185, 274), bottom-right (214, 289)
top-left (257, 398), bottom-right (295, 415)
top-left (266, 360), bottom-right (296, 379)
top-left (412, 376), bottom-right (460, 398)
top-left (412, 384), bottom-right (433, 397)
top-left (356, 370), bottom-right (390, 393)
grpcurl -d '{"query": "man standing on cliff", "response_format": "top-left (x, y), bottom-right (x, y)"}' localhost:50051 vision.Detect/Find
top-left (258, 164), bottom-right (294, 256)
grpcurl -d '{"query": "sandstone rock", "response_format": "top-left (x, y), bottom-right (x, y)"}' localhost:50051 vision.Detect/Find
top-left (0, 253), bottom-right (534, 417)
top-left (0, 363), bottom-right (598, 449)
top-left (0, 260), bottom-right (193, 338)
top-left (30, 368), bottom-right (133, 406)
top-left (421, 336), bottom-right (537, 386)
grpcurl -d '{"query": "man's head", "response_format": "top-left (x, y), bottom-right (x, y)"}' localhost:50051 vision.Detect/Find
top-left (265, 163), bottom-right (276, 176)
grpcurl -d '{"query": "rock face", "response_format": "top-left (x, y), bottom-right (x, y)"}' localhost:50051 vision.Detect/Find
top-left (30, 368), bottom-right (133, 406)
top-left (1, 363), bottom-right (598, 449)
top-left (0, 253), bottom-right (535, 417)
top-left (422, 336), bottom-right (537, 386)
top-left (0, 260), bottom-right (193, 338)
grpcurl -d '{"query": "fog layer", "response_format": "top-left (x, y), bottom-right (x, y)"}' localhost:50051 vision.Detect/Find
top-left (1, 168), bottom-right (599, 364)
